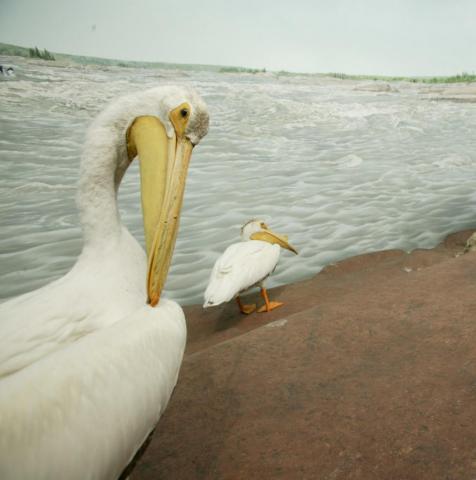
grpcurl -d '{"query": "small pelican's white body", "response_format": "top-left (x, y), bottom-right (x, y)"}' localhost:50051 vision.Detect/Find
top-left (203, 218), bottom-right (301, 309)
top-left (204, 240), bottom-right (281, 306)
top-left (0, 86), bottom-right (209, 480)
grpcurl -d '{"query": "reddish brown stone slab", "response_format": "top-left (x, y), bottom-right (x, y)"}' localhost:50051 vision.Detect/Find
top-left (183, 230), bottom-right (472, 356)
top-left (133, 230), bottom-right (476, 479)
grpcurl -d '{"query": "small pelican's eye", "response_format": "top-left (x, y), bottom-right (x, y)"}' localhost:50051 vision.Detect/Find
top-left (260, 222), bottom-right (268, 229)
top-left (180, 108), bottom-right (188, 118)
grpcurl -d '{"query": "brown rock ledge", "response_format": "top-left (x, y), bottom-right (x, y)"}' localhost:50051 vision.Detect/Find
top-left (133, 230), bottom-right (476, 480)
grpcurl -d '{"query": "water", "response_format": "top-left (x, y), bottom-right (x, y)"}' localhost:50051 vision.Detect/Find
top-left (1, 57), bottom-right (475, 305)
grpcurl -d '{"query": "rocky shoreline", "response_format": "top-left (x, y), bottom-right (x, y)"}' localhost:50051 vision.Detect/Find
top-left (133, 229), bottom-right (476, 479)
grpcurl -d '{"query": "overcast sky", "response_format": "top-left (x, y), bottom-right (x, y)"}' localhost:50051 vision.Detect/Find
top-left (1, 0), bottom-right (475, 76)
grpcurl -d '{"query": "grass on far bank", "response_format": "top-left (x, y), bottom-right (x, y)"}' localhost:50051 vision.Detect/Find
top-left (0, 41), bottom-right (224, 72)
top-left (219, 66), bottom-right (266, 74)
top-left (326, 71), bottom-right (476, 84)
top-left (29, 46), bottom-right (55, 61)
top-left (0, 41), bottom-right (474, 84)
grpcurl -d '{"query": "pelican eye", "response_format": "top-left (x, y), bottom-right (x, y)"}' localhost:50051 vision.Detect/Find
top-left (180, 108), bottom-right (188, 118)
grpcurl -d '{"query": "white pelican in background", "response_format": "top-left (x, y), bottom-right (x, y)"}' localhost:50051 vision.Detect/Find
top-left (0, 85), bottom-right (209, 480)
top-left (204, 219), bottom-right (298, 314)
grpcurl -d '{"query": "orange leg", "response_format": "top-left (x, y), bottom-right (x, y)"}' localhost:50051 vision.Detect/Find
top-left (236, 296), bottom-right (256, 315)
top-left (257, 286), bottom-right (284, 313)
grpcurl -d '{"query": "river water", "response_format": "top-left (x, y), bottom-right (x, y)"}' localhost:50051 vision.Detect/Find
top-left (1, 57), bottom-right (475, 305)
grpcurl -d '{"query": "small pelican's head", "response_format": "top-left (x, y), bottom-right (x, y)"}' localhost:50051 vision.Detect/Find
top-left (241, 219), bottom-right (298, 254)
top-left (240, 219), bottom-right (267, 241)
top-left (97, 86), bottom-right (209, 306)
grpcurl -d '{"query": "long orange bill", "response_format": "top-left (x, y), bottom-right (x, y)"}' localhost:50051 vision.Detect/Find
top-left (250, 228), bottom-right (298, 254)
top-left (126, 103), bottom-right (194, 306)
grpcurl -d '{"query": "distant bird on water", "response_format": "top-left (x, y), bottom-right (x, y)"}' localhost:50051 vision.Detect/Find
top-left (204, 219), bottom-right (298, 314)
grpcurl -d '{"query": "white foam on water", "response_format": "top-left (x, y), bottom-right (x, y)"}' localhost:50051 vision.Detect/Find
top-left (333, 153), bottom-right (363, 169)
top-left (1, 57), bottom-right (476, 306)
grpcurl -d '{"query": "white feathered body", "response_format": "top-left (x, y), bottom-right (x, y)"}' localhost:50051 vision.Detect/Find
top-left (0, 85), bottom-right (208, 480)
top-left (0, 227), bottom-right (186, 480)
top-left (204, 240), bottom-right (280, 307)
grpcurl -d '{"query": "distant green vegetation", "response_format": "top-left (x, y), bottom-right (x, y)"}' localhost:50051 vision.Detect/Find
top-left (0, 43), bottom-right (55, 61)
top-left (420, 72), bottom-right (476, 84)
top-left (0, 41), bottom-right (224, 72)
top-left (0, 42), bottom-right (30, 58)
top-left (326, 71), bottom-right (476, 84)
top-left (219, 66), bottom-right (266, 74)
top-left (0, 41), bottom-right (474, 83)
top-left (29, 46), bottom-right (55, 61)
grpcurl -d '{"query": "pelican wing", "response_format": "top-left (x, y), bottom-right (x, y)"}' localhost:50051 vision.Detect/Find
top-left (204, 240), bottom-right (280, 306)
top-left (0, 274), bottom-right (133, 378)
top-left (0, 231), bottom-right (148, 378)
top-left (0, 277), bottom-right (95, 378)
top-left (0, 299), bottom-right (186, 480)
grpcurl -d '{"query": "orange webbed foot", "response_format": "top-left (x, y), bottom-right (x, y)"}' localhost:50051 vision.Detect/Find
top-left (236, 297), bottom-right (256, 315)
top-left (257, 301), bottom-right (284, 313)
top-left (258, 287), bottom-right (284, 313)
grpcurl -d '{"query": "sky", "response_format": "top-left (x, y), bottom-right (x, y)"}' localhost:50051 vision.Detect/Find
top-left (1, 0), bottom-right (475, 76)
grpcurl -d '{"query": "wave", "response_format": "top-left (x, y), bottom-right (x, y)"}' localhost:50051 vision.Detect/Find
top-left (1, 57), bottom-right (475, 304)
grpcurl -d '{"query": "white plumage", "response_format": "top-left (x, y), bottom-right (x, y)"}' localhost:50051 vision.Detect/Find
top-left (0, 85), bottom-right (209, 480)
top-left (204, 240), bottom-right (280, 306)
top-left (204, 219), bottom-right (297, 313)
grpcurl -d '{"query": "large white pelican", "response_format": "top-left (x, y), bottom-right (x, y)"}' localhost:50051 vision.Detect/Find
top-left (0, 86), bottom-right (209, 479)
top-left (203, 219), bottom-right (297, 314)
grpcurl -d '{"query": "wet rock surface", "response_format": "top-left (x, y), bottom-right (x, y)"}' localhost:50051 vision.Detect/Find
top-left (421, 84), bottom-right (476, 103)
top-left (133, 230), bottom-right (476, 479)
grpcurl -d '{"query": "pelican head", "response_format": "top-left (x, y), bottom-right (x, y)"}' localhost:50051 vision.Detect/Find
top-left (80, 86), bottom-right (209, 306)
top-left (241, 219), bottom-right (298, 254)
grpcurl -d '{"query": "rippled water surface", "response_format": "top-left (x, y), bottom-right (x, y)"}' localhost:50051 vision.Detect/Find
top-left (1, 57), bottom-right (475, 305)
